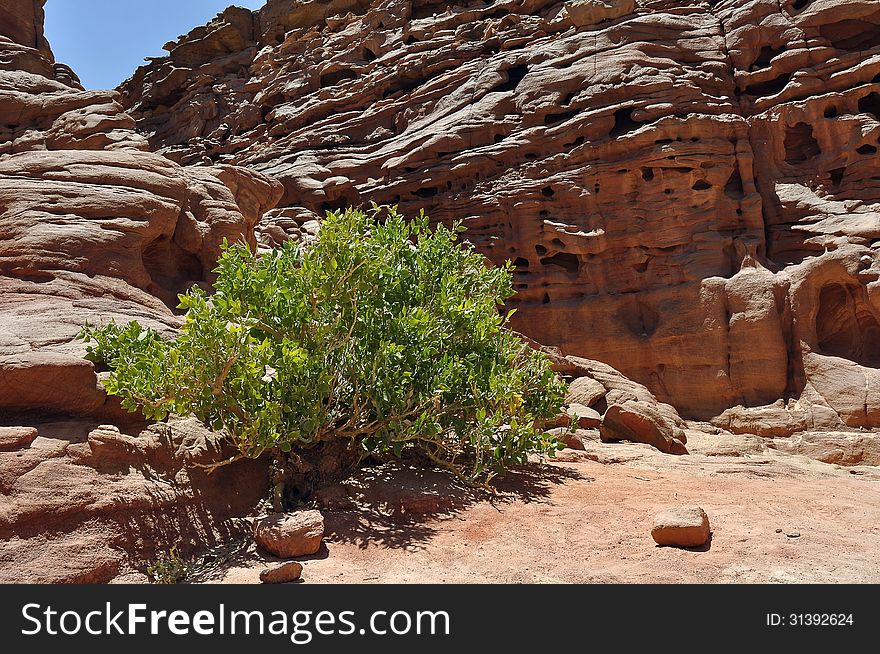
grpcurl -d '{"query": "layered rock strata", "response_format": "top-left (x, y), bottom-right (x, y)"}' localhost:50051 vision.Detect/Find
top-left (0, 0), bottom-right (281, 582)
top-left (120, 0), bottom-right (880, 433)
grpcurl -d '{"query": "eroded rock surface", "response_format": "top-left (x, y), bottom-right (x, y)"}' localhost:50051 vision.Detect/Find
top-left (120, 0), bottom-right (880, 432)
top-left (0, 417), bottom-right (268, 583)
top-left (3, 0), bottom-right (880, 583)
top-left (0, 0), bottom-right (280, 583)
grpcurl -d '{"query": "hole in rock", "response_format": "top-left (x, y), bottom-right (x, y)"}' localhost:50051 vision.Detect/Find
top-left (405, 34), bottom-right (419, 45)
top-left (784, 122), bottom-right (821, 164)
top-left (751, 45), bottom-right (783, 70)
top-left (792, 0), bottom-right (811, 11)
top-left (642, 168), bottom-right (655, 181)
top-left (610, 108), bottom-right (643, 138)
top-left (542, 186), bottom-right (555, 197)
top-left (535, 244), bottom-right (548, 256)
top-left (858, 91), bottom-right (880, 119)
top-left (564, 136), bottom-right (585, 148)
top-left (692, 180), bottom-right (712, 191)
top-left (413, 187), bottom-right (439, 198)
top-left (541, 252), bottom-right (580, 274)
top-left (494, 134), bottom-right (505, 143)
top-left (725, 167), bottom-right (745, 199)
top-left (824, 106), bottom-right (838, 118)
top-left (542, 293), bottom-right (551, 304)
top-left (513, 257), bottom-right (530, 268)
top-left (142, 236), bottom-right (204, 308)
top-left (619, 299), bottom-right (660, 338)
top-left (830, 167), bottom-right (846, 186)
top-left (381, 73), bottom-right (429, 99)
top-left (857, 144), bottom-right (877, 155)
top-left (321, 199), bottom-right (349, 214)
top-left (744, 72), bottom-right (791, 97)
top-left (544, 109), bottom-right (579, 126)
top-left (495, 64), bottom-right (529, 93)
top-left (816, 283), bottom-right (880, 367)
top-left (363, 47), bottom-right (377, 62)
top-left (11, 270), bottom-right (54, 284)
top-left (319, 68), bottom-right (357, 87)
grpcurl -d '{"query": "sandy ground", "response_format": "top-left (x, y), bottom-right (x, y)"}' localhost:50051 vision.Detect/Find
top-left (199, 432), bottom-right (880, 584)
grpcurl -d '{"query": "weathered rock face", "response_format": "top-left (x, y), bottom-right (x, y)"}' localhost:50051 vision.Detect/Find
top-left (0, 0), bottom-right (51, 60)
top-left (119, 0), bottom-right (880, 431)
top-left (0, 0), bottom-right (281, 582)
top-left (3, 0), bottom-right (880, 581)
top-left (0, 417), bottom-right (268, 583)
top-left (0, 0), bottom-right (283, 419)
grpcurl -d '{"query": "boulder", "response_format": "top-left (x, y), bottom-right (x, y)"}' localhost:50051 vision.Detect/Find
top-left (254, 511), bottom-right (325, 559)
top-left (565, 377), bottom-right (607, 408)
top-left (600, 401), bottom-right (689, 455)
top-left (651, 507), bottom-right (711, 548)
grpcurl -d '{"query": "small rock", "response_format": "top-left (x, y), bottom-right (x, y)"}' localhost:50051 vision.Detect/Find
top-left (552, 449), bottom-right (591, 462)
top-left (775, 528), bottom-right (783, 533)
top-left (786, 531), bottom-right (800, 539)
top-left (260, 561), bottom-right (303, 584)
top-left (651, 506), bottom-right (711, 547)
top-left (0, 427), bottom-right (38, 451)
top-left (254, 510), bottom-right (325, 559)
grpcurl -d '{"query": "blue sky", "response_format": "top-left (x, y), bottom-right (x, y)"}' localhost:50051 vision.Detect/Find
top-left (45, 0), bottom-right (266, 89)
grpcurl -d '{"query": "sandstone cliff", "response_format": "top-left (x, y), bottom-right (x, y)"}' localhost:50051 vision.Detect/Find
top-left (0, 0), bottom-right (281, 582)
top-left (2, 0), bottom-right (879, 583)
top-left (120, 0), bottom-right (880, 433)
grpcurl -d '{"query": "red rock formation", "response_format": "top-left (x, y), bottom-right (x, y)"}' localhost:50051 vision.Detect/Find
top-left (0, 0), bottom-right (282, 582)
top-left (120, 0), bottom-right (880, 432)
top-left (3, 0), bottom-right (880, 582)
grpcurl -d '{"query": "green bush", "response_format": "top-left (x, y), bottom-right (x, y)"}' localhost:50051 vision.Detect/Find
top-left (146, 547), bottom-right (187, 585)
top-left (79, 206), bottom-right (565, 484)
